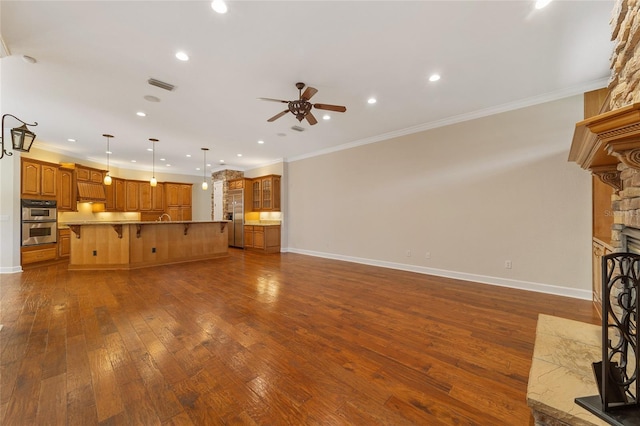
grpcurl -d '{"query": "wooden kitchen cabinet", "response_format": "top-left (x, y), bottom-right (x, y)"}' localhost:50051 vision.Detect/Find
top-left (58, 228), bottom-right (71, 258)
top-left (58, 166), bottom-right (76, 211)
top-left (260, 175), bottom-right (280, 211)
top-left (125, 180), bottom-right (140, 211)
top-left (21, 244), bottom-right (58, 265)
top-left (21, 158), bottom-right (58, 199)
top-left (165, 183), bottom-right (192, 220)
top-left (140, 181), bottom-right (165, 212)
top-left (244, 225), bottom-right (280, 253)
top-left (105, 177), bottom-right (125, 211)
top-left (249, 175), bottom-right (281, 212)
top-left (76, 166), bottom-right (104, 183)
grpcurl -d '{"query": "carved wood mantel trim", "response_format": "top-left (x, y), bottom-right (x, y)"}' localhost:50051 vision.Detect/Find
top-left (569, 103), bottom-right (640, 190)
top-left (591, 165), bottom-right (622, 192)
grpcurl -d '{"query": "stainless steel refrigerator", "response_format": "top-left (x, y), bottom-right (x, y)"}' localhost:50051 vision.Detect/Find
top-left (227, 189), bottom-right (244, 247)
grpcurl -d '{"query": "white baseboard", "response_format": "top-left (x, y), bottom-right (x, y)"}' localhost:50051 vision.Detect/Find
top-left (0, 266), bottom-right (23, 274)
top-left (285, 247), bottom-right (591, 300)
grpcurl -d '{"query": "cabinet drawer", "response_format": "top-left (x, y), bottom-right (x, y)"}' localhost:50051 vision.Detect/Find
top-left (22, 247), bottom-right (57, 264)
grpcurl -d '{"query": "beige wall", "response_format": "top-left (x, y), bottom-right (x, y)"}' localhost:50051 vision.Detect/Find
top-left (287, 95), bottom-right (592, 297)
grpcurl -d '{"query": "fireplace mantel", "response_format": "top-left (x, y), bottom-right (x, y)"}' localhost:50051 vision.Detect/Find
top-left (569, 103), bottom-right (640, 190)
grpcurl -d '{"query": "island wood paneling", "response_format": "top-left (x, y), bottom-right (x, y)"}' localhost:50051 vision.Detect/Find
top-left (68, 222), bottom-right (228, 270)
top-left (0, 250), bottom-right (598, 425)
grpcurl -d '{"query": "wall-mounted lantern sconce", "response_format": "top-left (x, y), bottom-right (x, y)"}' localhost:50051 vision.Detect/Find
top-left (0, 114), bottom-right (38, 160)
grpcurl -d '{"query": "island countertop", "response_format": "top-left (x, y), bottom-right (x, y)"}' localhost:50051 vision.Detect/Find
top-left (67, 221), bottom-right (229, 271)
top-left (62, 220), bottom-right (230, 226)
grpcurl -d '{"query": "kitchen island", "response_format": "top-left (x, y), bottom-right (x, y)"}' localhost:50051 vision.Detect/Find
top-left (65, 221), bottom-right (229, 270)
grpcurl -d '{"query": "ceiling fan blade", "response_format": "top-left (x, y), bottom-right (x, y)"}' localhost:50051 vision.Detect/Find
top-left (301, 87), bottom-right (318, 101)
top-left (258, 97), bottom-right (289, 103)
top-left (267, 110), bottom-right (290, 122)
top-left (306, 112), bottom-right (318, 126)
top-left (314, 103), bottom-right (347, 113)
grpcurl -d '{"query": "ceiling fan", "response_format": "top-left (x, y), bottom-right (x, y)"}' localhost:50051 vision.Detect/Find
top-left (260, 82), bottom-right (347, 126)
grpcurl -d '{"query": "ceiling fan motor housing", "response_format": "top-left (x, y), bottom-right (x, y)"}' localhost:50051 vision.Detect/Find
top-left (288, 100), bottom-right (312, 122)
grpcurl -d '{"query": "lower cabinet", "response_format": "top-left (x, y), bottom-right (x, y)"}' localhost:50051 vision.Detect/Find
top-left (58, 228), bottom-right (71, 258)
top-left (21, 244), bottom-right (58, 265)
top-left (244, 225), bottom-right (281, 253)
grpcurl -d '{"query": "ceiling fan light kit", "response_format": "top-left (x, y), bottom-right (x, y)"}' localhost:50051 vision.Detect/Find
top-left (261, 82), bottom-right (346, 126)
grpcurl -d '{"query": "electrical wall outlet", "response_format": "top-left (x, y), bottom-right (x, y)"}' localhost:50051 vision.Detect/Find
top-left (92, 250), bottom-right (97, 256)
top-left (505, 260), bottom-right (512, 269)
top-left (152, 247), bottom-right (156, 253)
top-left (406, 250), bottom-right (411, 257)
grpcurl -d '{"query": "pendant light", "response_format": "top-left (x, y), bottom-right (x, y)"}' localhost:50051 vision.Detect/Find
top-left (201, 147), bottom-right (209, 190)
top-left (149, 138), bottom-right (158, 187)
top-left (103, 134), bottom-right (113, 185)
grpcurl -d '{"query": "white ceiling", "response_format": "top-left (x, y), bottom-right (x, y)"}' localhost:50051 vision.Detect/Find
top-left (1, 1), bottom-right (613, 177)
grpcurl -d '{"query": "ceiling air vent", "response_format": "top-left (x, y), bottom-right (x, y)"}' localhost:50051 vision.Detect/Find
top-left (291, 125), bottom-right (305, 132)
top-left (147, 78), bottom-right (175, 92)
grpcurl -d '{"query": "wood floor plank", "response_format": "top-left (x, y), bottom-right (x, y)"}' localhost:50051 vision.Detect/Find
top-left (0, 250), bottom-right (599, 425)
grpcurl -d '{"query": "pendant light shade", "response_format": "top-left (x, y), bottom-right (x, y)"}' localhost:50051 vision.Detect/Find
top-left (201, 147), bottom-right (209, 190)
top-left (150, 138), bottom-right (158, 187)
top-left (103, 134), bottom-right (113, 185)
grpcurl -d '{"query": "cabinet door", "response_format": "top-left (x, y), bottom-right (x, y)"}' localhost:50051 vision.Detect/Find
top-left (114, 178), bottom-right (126, 211)
top-left (58, 168), bottom-right (76, 211)
top-left (180, 184), bottom-right (192, 207)
top-left (58, 229), bottom-right (71, 258)
top-left (76, 167), bottom-right (91, 181)
top-left (180, 206), bottom-right (192, 221)
top-left (41, 164), bottom-right (58, 197)
top-left (125, 181), bottom-right (140, 211)
top-left (244, 226), bottom-right (253, 248)
top-left (166, 206), bottom-right (180, 221)
top-left (90, 170), bottom-right (103, 183)
top-left (152, 183), bottom-right (164, 211)
top-left (272, 176), bottom-right (281, 211)
top-left (139, 182), bottom-right (152, 211)
top-left (165, 183), bottom-right (180, 206)
top-left (254, 228), bottom-right (265, 249)
top-left (261, 177), bottom-right (272, 210)
top-left (21, 160), bottom-right (41, 196)
top-left (252, 180), bottom-right (261, 211)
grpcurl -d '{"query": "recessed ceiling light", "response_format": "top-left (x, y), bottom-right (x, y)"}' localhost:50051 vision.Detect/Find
top-left (166, 164), bottom-right (172, 167)
top-left (207, 163), bottom-right (212, 167)
top-left (147, 148), bottom-right (153, 152)
top-left (67, 138), bottom-right (76, 142)
top-left (257, 140), bottom-right (264, 144)
top-left (175, 51), bottom-right (189, 61)
top-left (186, 154), bottom-right (191, 157)
top-left (367, 98), bottom-right (377, 104)
top-left (196, 167), bottom-right (201, 171)
top-left (211, 0), bottom-right (228, 14)
top-left (220, 160), bottom-right (225, 163)
top-left (22, 55), bottom-right (37, 64)
top-left (160, 158), bottom-right (166, 161)
top-left (144, 95), bottom-right (161, 103)
top-left (131, 160), bottom-right (137, 163)
top-left (106, 151), bottom-right (112, 154)
top-left (323, 115), bottom-right (330, 120)
top-left (535, 0), bottom-right (552, 9)
top-left (137, 111), bottom-right (146, 117)
top-left (429, 74), bottom-right (441, 82)
top-left (237, 154), bottom-right (242, 157)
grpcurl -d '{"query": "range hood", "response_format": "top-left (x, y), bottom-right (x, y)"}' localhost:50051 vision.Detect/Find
top-left (77, 181), bottom-right (106, 202)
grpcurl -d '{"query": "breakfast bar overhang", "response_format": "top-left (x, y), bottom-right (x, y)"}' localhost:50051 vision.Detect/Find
top-left (65, 221), bottom-right (229, 270)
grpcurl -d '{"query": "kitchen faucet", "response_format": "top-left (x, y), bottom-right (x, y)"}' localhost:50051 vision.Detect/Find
top-left (158, 213), bottom-right (172, 222)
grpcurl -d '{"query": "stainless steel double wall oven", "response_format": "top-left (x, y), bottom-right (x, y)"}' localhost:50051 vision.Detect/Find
top-left (21, 199), bottom-right (57, 246)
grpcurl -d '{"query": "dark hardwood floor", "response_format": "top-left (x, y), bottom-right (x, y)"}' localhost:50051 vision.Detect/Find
top-left (0, 249), bottom-right (598, 425)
